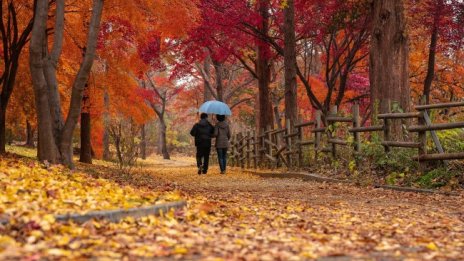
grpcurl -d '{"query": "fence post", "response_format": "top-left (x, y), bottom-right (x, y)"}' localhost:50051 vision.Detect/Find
top-left (383, 101), bottom-right (391, 153)
top-left (266, 125), bottom-right (272, 169)
top-left (329, 106), bottom-right (338, 158)
top-left (272, 130), bottom-right (281, 167)
top-left (230, 134), bottom-right (235, 167)
top-left (246, 130), bottom-right (251, 169)
top-left (352, 103), bottom-right (361, 155)
top-left (253, 130), bottom-right (258, 169)
top-left (236, 133), bottom-right (240, 167)
top-left (418, 97), bottom-right (428, 171)
top-left (241, 132), bottom-right (247, 169)
top-left (297, 121), bottom-right (303, 169)
top-left (260, 128), bottom-right (265, 168)
top-left (315, 110), bottom-right (322, 160)
top-left (285, 119), bottom-right (292, 169)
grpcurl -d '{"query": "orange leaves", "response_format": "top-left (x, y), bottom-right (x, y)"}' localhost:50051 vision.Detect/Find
top-left (308, 76), bottom-right (327, 103)
top-left (147, 0), bottom-right (201, 39)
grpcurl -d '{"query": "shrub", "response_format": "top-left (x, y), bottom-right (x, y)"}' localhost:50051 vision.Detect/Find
top-left (416, 167), bottom-right (460, 188)
top-left (108, 117), bottom-right (141, 172)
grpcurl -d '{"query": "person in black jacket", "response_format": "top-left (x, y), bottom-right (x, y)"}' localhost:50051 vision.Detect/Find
top-left (190, 113), bottom-right (214, 174)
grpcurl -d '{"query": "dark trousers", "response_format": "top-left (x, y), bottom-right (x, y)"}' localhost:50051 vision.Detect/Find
top-left (196, 146), bottom-right (211, 172)
top-left (217, 148), bottom-right (228, 172)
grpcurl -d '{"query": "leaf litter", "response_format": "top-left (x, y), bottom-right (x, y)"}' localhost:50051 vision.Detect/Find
top-left (0, 154), bottom-right (463, 260)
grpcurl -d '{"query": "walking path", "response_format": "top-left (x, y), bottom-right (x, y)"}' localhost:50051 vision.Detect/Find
top-left (116, 155), bottom-right (464, 260)
top-left (2, 152), bottom-right (463, 260)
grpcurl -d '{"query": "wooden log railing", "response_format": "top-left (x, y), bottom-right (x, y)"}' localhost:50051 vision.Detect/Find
top-left (227, 100), bottom-right (464, 172)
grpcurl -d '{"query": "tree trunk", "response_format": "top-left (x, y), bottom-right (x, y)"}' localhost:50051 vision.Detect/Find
top-left (159, 118), bottom-right (170, 160)
top-left (423, 20), bottom-right (439, 104)
top-left (103, 91), bottom-right (110, 160)
top-left (80, 84), bottom-right (92, 164)
top-left (273, 105), bottom-right (283, 130)
top-left (140, 124), bottom-right (147, 160)
top-left (369, 0), bottom-right (410, 138)
top-left (256, 0), bottom-right (274, 132)
top-left (114, 125), bottom-right (123, 168)
top-left (30, 0), bottom-right (104, 168)
top-left (43, 0), bottom-right (65, 145)
top-left (26, 120), bottom-right (35, 147)
top-left (79, 110), bottom-right (92, 164)
top-left (59, 0), bottom-right (104, 168)
top-left (213, 59), bottom-right (224, 102)
top-left (30, 0), bottom-right (60, 163)
top-left (203, 54), bottom-right (213, 102)
top-left (0, 108), bottom-right (6, 153)
top-left (283, 0), bottom-right (298, 124)
top-left (0, 1), bottom-right (35, 154)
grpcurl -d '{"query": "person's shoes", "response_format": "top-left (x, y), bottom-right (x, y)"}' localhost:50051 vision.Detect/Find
top-left (220, 171), bottom-right (225, 174)
top-left (198, 167), bottom-right (202, 175)
top-left (202, 169), bottom-right (207, 174)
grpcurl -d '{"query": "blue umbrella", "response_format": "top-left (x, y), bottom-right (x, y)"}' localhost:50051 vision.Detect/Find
top-left (199, 100), bottom-right (232, 116)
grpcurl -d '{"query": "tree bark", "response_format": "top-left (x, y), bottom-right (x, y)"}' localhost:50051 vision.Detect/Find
top-left (203, 54), bottom-right (213, 102)
top-left (30, 0), bottom-right (104, 167)
top-left (43, 0), bottom-right (65, 145)
top-left (213, 59), bottom-right (224, 102)
top-left (103, 91), bottom-right (110, 160)
top-left (369, 0), bottom-right (410, 138)
top-left (283, 0), bottom-right (298, 124)
top-left (0, 108), bottom-right (6, 153)
top-left (423, 13), bottom-right (440, 104)
top-left (140, 124), bottom-right (147, 160)
top-left (26, 120), bottom-right (35, 147)
top-left (0, 1), bottom-right (35, 154)
top-left (159, 119), bottom-right (170, 160)
top-left (256, 0), bottom-right (274, 132)
top-left (274, 105), bottom-right (283, 129)
top-left (30, 0), bottom-right (59, 162)
top-left (59, 0), bottom-right (104, 167)
top-left (79, 110), bottom-right (92, 164)
top-left (145, 74), bottom-right (172, 161)
top-left (113, 124), bottom-right (123, 168)
top-left (79, 84), bottom-right (92, 164)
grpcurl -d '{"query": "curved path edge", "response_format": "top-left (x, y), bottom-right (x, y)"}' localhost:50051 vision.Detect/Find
top-left (1, 201), bottom-right (187, 226)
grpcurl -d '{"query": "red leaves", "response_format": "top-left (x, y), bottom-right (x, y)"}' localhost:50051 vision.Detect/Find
top-left (46, 190), bottom-right (58, 199)
top-left (409, 0), bottom-right (464, 51)
top-left (138, 34), bottom-right (163, 70)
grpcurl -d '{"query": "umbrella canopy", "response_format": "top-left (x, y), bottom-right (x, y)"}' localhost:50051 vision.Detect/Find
top-left (199, 100), bottom-right (232, 116)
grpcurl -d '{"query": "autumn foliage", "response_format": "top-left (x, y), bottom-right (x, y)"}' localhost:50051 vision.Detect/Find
top-left (1, 0), bottom-right (464, 259)
top-left (0, 0), bottom-right (460, 161)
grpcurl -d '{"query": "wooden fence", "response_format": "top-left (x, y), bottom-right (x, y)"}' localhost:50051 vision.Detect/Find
top-left (228, 101), bottom-right (464, 171)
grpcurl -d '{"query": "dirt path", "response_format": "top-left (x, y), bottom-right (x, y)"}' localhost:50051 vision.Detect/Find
top-left (119, 156), bottom-right (464, 260)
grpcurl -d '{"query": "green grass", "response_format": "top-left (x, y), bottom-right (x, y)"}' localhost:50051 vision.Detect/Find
top-left (6, 145), bottom-right (37, 159)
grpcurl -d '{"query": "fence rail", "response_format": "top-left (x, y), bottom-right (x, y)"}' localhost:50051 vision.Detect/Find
top-left (228, 101), bottom-right (464, 171)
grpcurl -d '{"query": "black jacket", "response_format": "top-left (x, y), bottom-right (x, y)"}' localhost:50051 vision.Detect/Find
top-left (190, 119), bottom-right (214, 147)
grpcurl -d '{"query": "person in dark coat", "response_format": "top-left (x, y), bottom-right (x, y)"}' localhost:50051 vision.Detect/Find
top-left (190, 113), bottom-right (214, 174)
top-left (214, 114), bottom-right (231, 174)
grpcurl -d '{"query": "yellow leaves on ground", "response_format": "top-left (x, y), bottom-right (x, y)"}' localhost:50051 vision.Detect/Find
top-left (426, 242), bottom-right (438, 251)
top-left (1, 153), bottom-right (464, 260)
top-left (0, 155), bottom-right (183, 259)
top-left (0, 157), bottom-right (176, 218)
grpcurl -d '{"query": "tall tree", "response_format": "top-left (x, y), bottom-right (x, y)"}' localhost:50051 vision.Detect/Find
top-left (408, 0), bottom-right (463, 104)
top-left (143, 73), bottom-right (184, 160)
top-left (29, 0), bottom-right (104, 167)
top-left (256, 0), bottom-right (274, 131)
top-left (283, 0), bottom-right (298, 123)
top-left (79, 84), bottom-right (92, 164)
top-left (0, 0), bottom-right (35, 154)
top-left (369, 0), bottom-right (410, 118)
